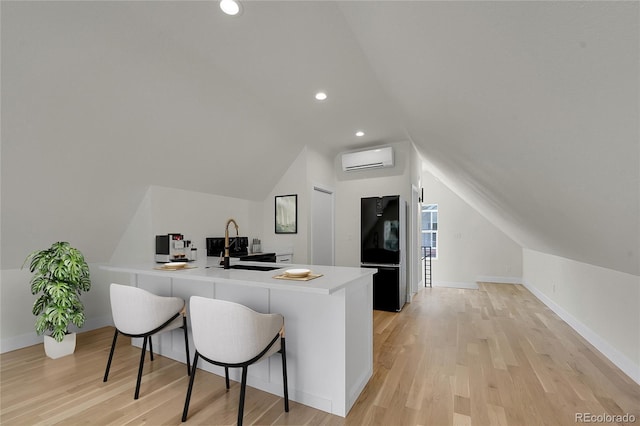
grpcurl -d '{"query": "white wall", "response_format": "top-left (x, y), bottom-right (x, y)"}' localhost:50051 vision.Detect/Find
top-left (0, 264), bottom-right (115, 353)
top-left (260, 146), bottom-right (336, 263)
top-left (523, 249), bottom-right (640, 384)
top-left (334, 141), bottom-right (418, 268)
top-left (422, 169), bottom-right (523, 286)
top-left (307, 148), bottom-right (337, 194)
top-left (111, 185), bottom-right (262, 263)
top-left (261, 148), bottom-right (309, 263)
top-left (0, 185), bottom-right (264, 353)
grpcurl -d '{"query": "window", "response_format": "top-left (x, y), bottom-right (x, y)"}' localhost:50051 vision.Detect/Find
top-left (421, 204), bottom-right (438, 258)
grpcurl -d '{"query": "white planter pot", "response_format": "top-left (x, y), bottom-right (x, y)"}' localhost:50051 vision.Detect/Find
top-left (44, 333), bottom-right (76, 359)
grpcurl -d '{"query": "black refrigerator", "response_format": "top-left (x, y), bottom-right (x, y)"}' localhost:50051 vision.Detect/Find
top-left (361, 195), bottom-right (406, 312)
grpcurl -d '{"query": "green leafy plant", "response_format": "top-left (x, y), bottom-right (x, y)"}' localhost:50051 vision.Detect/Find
top-left (23, 242), bottom-right (91, 342)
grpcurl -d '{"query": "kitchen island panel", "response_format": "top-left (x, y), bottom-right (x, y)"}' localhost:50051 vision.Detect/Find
top-left (345, 275), bottom-right (373, 411)
top-left (214, 281), bottom-right (270, 314)
top-left (172, 277), bottom-right (215, 299)
top-left (137, 273), bottom-right (172, 296)
top-left (270, 288), bottom-right (345, 414)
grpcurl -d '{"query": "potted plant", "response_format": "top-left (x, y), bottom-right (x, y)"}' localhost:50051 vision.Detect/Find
top-left (23, 241), bottom-right (91, 359)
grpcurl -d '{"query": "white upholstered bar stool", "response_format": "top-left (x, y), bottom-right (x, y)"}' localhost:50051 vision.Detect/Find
top-left (103, 283), bottom-right (191, 399)
top-left (182, 296), bottom-right (289, 426)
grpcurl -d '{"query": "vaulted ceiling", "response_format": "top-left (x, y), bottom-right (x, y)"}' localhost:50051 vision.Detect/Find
top-left (2, 1), bottom-right (638, 275)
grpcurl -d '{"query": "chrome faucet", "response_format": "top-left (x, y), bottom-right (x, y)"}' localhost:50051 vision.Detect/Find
top-left (223, 218), bottom-right (239, 269)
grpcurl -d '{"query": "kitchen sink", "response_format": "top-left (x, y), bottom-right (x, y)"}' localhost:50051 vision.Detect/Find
top-left (228, 264), bottom-right (281, 271)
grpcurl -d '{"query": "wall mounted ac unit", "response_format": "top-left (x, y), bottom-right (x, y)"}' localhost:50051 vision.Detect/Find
top-left (341, 146), bottom-right (394, 171)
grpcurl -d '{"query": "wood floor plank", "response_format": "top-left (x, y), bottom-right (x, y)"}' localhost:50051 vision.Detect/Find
top-left (2, 283), bottom-right (639, 425)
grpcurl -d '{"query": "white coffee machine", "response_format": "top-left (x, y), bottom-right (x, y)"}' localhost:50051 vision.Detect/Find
top-left (155, 233), bottom-right (187, 263)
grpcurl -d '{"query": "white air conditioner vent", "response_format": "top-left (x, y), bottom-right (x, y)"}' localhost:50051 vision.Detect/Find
top-left (341, 147), bottom-right (394, 172)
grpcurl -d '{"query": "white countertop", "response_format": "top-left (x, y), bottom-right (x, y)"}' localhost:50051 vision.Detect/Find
top-left (101, 258), bottom-right (374, 295)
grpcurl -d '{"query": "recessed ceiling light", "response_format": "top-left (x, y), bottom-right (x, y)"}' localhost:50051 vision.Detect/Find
top-left (220, 0), bottom-right (241, 16)
top-left (355, 131), bottom-right (365, 137)
top-left (315, 92), bottom-right (327, 101)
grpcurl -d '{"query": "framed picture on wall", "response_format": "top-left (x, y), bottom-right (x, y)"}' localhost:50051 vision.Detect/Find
top-left (275, 194), bottom-right (297, 234)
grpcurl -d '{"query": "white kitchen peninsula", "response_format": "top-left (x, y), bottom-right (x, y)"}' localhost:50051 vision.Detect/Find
top-left (101, 259), bottom-right (374, 417)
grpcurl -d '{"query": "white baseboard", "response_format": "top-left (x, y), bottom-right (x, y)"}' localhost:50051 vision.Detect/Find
top-left (0, 315), bottom-right (113, 354)
top-left (0, 333), bottom-right (43, 354)
top-left (70, 315), bottom-right (113, 333)
top-left (476, 275), bottom-right (522, 284)
top-left (522, 281), bottom-right (640, 386)
top-left (433, 281), bottom-right (479, 290)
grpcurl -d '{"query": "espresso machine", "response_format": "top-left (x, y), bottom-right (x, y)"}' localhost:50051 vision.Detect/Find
top-left (155, 233), bottom-right (189, 263)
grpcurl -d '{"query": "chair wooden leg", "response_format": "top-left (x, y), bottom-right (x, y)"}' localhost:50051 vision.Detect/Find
top-left (281, 337), bottom-right (289, 412)
top-left (182, 316), bottom-right (191, 376)
top-left (182, 353), bottom-right (200, 422)
top-left (103, 329), bottom-right (119, 382)
top-left (134, 336), bottom-right (148, 400)
top-left (238, 366), bottom-right (248, 426)
top-left (225, 367), bottom-right (230, 390)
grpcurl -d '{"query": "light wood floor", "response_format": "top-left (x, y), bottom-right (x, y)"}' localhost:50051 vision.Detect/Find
top-left (1, 283), bottom-right (638, 425)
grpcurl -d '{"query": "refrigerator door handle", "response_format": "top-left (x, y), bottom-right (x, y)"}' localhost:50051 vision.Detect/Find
top-left (361, 263), bottom-right (400, 268)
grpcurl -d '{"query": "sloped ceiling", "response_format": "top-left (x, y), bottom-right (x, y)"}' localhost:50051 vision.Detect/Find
top-left (338, 1), bottom-right (639, 276)
top-left (1, 1), bottom-right (638, 275)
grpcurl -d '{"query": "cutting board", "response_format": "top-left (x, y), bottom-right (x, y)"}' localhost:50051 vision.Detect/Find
top-left (272, 273), bottom-right (323, 281)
